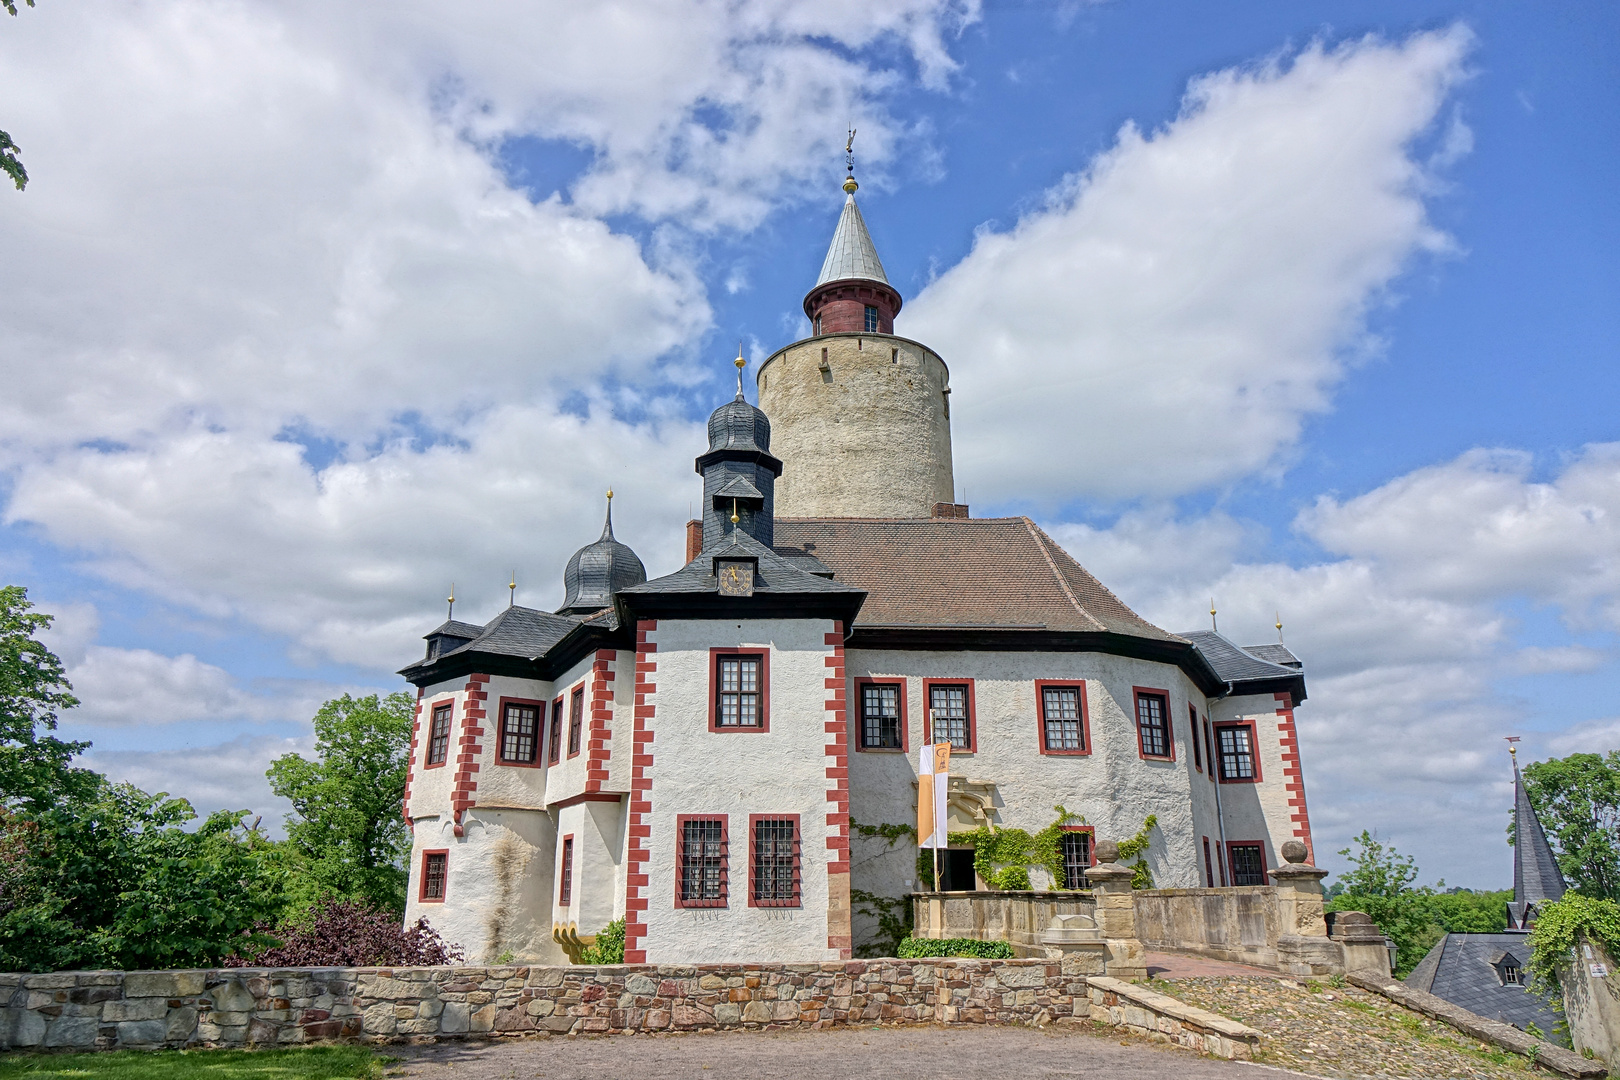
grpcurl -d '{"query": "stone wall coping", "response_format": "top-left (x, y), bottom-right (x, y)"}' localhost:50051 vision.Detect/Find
top-left (1348, 972), bottom-right (1605, 1079)
top-left (1133, 886), bottom-right (1276, 898)
top-left (907, 891), bottom-right (1096, 900)
top-left (1086, 977), bottom-right (1261, 1040)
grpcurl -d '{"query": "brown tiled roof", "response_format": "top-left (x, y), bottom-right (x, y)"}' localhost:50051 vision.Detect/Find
top-left (772, 517), bottom-right (1181, 642)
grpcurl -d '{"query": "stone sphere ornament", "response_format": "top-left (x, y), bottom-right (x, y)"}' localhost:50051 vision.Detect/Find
top-left (1280, 839), bottom-right (1310, 865)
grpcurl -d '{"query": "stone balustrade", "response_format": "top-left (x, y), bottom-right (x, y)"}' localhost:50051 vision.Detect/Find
top-left (910, 891), bottom-right (1096, 954)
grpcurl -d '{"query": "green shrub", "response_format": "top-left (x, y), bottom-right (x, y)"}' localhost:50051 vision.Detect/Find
top-left (895, 936), bottom-right (1014, 959)
top-left (1528, 893), bottom-right (1620, 991)
top-left (580, 918), bottom-right (626, 964)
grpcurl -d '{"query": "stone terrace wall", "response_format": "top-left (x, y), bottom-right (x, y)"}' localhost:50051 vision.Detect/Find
top-left (2, 959), bottom-right (1097, 1052)
top-left (1132, 887), bottom-right (1282, 969)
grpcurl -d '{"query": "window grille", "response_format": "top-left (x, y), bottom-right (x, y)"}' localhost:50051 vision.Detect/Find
top-left (929, 684), bottom-right (970, 749)
top-left (500, 702), bottom-right (540, 763)
top-left (751, 817), bottom-right (799, 906)
top-left (568, 686), bottom-right (584, 755)
top-left (1229, 843), bottom-right (1265, 886)
top-left (1217, 724), bottom-right (1255, 780)
top-left (548, 698), bottom-right (563, 765)
top-left (680, 818), bottom-right (727, 906)
top-left (861, 683), bottom-right (902, 748)
top-left (864, 305), bottom-right (879, 332)
top-left (426, 703), bottom-right (452, 765)
top-left (1041, 686), bottom-right (1085, 751)
top-left (716, 656), bottom-right (762, 727)
top-left (1136, 692), bottom-right (1170, 757)
top-left (1060, 832), bottom-right (1090, 889)
top-left (422, 851), bottom-right (446, 900)
top-left (559, 837), bottom-right (574, 905)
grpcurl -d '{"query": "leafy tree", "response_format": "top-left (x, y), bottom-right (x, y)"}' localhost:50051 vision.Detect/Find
top-left (0, 586), bottom-right (96, 809)
top-left (3, 0), bottom-right (36, 191)
top-left (1325, 831), bottom-right (1445, 976)
top-left (267, 692), bottom-right (415, 913)
top-left (1522, 752), bottom-right (1620, 902)
top-left (1429, 887), bottom-right (1512, 934)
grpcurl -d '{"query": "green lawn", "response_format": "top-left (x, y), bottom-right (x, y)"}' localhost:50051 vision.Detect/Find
top-left (0, 1047), bottom-right (382, 1080)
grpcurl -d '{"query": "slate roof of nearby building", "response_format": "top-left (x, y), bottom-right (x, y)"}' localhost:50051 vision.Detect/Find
top-left (815, 194), bottom-right (889, 288)
top-left (1407, 933), bottom-right (1566, 1040)
top-left (1241, 642), bottom-right (1302, 669)
top-left (772, 517), bottom-right (1178, 639)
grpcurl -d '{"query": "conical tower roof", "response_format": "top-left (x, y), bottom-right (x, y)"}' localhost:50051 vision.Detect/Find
top-left (1507, 755), bottom-right (1568, 930)
top-left (815, 192), bottom-right (889, 287)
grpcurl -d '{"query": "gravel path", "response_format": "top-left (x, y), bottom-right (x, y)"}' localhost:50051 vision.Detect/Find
top-left (380, 1023), bottom-right (1294, 1080)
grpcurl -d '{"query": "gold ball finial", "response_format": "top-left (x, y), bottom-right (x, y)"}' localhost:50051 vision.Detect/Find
top-left (606, 488), bottom-right (613, 501)
top-left (730, 497), bottom-right (740, 526)
top-left (842, 176), bottom-right (858, 194)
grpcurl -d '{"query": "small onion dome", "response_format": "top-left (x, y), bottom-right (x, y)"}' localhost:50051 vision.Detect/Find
top-left (707, 393), bottom-right (771, 455)
top-left (559, 493), bottom-right (647, 615)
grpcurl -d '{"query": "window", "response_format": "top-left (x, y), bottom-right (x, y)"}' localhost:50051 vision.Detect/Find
top-left (710, 650), bottom-right (767, 730)
top-left (1190, 705), bottom-right (1203, 772)
top-left (1038, 682), bottom-right (1088, 754)
top-left (926, 681), bottom-right (973, 751)
top-left (499, 700), bottom-right (541, 764)
top-left (1204, 718), bottom-right (1216, 782)
top-left (1229, 842), bottom-right (1266, 886)
top-left (677, 816), bottom-right (727, 907)
top-left (548, 696), bottom-right (563, 765)
top-left (863, 305), bottom-right (879, 332)
top-left (420, 850), bottom-right (447, 902)
top-left (426, 702), bottom-right (453, 766)
top-left (568, 686), bottom-right (584, 757)
top-left (1202, 837), bottom-right (1215, 888)
top-left (1217, 723), bottom-right (1259, 781)
top-left (1060, 830), bottom-right (1092, 889)
top-left (859, 681), bottom-right (903, 750)
top-left (558, 836), bottom-right (574, 905)
top-left (1134, 689), bottom-right (1171, 759)
top-left (750, 815), bottom-right (800, 907)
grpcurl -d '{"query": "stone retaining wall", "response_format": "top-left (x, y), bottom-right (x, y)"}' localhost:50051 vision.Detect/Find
top-left (0, 959), bottom-right (1254, 1059)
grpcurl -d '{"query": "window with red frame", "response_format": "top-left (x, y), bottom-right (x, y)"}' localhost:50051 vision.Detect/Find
top-left (421, 851), bottom-right (446, 900)
top-left (678, 817), bottom-right (727, 906)
top-left (1135, 691), bottom-right (1170, 758)
top-left (499, 701), bottom-right (541, 764)
top-left (426, 703), bottom-right (452, 765)
top-left (1204, 718), bottom-right (1216, 781)
top-left (928, 683), bottom-right (971, 750)
top-left (715, 655), bottom-right (763, 727)
top-left (1041, 685), bottom-right (1085, 752)
top-left (1229, 842), bottom-right (1266, 886)
top-left (568, 686), bottom-right (584, 756)
top-left (1216, 723), bottom-right (1257, 781)
top-left (558, 836), bottom-right (574, 905)
top-left (1202, 837), bottom-right (1215, 887)
top-left (860, 682), bottom-right (903, 749)
top-left (750, 816), bottom-right (800, 907)
top-left (1060, 831), bottom-right (1091, 889)
top-left (548, 697), bottom-right (563, 765)
top-left (1190, 704), bottom-right (1203, 772)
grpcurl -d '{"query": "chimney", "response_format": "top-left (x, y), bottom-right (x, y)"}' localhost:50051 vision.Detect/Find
top-left (685, 519), bottom-right (703, 563)
top-left (931, 502), bottom-right (970, 519)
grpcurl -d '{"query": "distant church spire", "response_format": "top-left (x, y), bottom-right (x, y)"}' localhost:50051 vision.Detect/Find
top-left (1505, 740), bottom-right (1568, 931)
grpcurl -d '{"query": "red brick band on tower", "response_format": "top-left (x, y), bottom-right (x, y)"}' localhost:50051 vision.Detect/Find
top-left (1275, 691), bottom-right (1314, 861)
top-left (803, 278), bottom-right (901, 336)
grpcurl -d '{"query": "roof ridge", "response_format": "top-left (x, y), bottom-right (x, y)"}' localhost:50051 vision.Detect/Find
top-left (1029, 520), bottom-right (1181, 639)
top-left (1021, 517), bottom-right (1106, 632)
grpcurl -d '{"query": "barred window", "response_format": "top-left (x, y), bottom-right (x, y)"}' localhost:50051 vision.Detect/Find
top-left (929, 684), bottom-right (971, 749)
top-left (426, 703), bottom-right (452, 766)
top-left (568, 686), bottom-right (584, 755)
top-left (1229, 843), bottom-right (1266, 886)
top-left (861, 683), bottom-right (902, 749)
top-left (559, 836), bottom-right (574, 905)
top-left (1041, 686), bottom-right (1085, 752)
top-left (1136, 692), bottom-right (1170, 758)
top-left (500, 702), bottom-right (540, 764)
top-left (679, 818), bottom-right (727, 906)
top-left (421, 851), bottom-right (446, 900)
top-left (863, 305), bottom-right (879, 332)
top-left (1217, 724), bottom-right (1255, 781)
top-left (716, 656), bottom-right (762, 727)
top-left (548, 697), bottom-right (563, 765)
top-left (751, 817), bottom-right (800, 907)
top-left (1060, 831), bottom-right (1091, 890)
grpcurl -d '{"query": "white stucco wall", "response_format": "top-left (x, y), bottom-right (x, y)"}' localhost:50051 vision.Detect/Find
top-left (467, 673), bottom-right (554, 810)
top-left (553, 797), bottom-right (626, 938)
top-left (406, 678), bottom-right (464, 821)
top-left (1208, 691), bottom-right (1298, 875)
top-left (542, 655), bottom-right (601, 807)
top-left (637, 618), bottom-right (839, 962)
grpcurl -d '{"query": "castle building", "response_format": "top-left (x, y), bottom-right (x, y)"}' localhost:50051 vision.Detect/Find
top-left (397, 175), bottom-right (1315, 964)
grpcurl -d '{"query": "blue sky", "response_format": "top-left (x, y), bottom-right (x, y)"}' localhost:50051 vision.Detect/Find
top-left (0, 0), bottom-right (1615, 887)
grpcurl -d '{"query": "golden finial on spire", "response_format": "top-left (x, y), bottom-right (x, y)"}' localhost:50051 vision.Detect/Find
top-left (509, 571), bottom-right (516, 608)
top-left (843, 127), bottom-right (858, 193)
top-left (1209, 598), bottom-right (1217, 633)
top-left (1506, 735), bottom-right (1521, 763)
top-left (735, 343), bottom-right (746, 397)
top-left (730, 497), bottom-right (740, 526)
top-left (447, 584), bottom-right (455, 621)
top-left (1276, 611), bottom-right (1284, 642)
top-left (606, 488), bottom-right (613, 501)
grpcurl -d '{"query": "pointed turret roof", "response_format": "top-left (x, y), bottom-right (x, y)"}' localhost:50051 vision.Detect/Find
top-left (815, 191), bottom-right (889, 287)
top-left (1507, 756), bottom-right (1567, 930)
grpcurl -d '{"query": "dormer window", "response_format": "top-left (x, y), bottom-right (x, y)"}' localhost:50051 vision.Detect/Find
top-left (1491, 951), bottom-right (1526, 986)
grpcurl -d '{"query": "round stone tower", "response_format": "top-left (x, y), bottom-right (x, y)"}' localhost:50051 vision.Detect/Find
top-left (757, 178), bottom-right (955, 519)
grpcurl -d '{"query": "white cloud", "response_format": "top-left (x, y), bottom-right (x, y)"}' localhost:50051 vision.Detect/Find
top-left (83, 733), bottom-right (311, 832)
top-left (907, 28), bottom-right (1473, 500)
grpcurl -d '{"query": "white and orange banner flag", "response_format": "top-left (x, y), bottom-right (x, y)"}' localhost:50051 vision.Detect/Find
top-left (917, 742), bottom-right (951, 850)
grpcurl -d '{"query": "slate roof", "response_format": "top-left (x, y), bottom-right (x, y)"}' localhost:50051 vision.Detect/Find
top-left (619, 528), bottom-right (863, 601)
top-left (1178, 631), bottom-right (1298, 681)
top-left (1241, 642), bottom-right (1302, 669)
top-left (815, 194), bottom-right (889, 288)
top-left (1510, 761), bottom-right (1568, 927)
top-left (1407, 933), bottom-right (1566, 1041)
top-left (772, 517), bottom-right (1178, 639)
top-left (425, 619), bottom-right (483, 642)
top-left (398, 605), bottom-right (585, 680)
